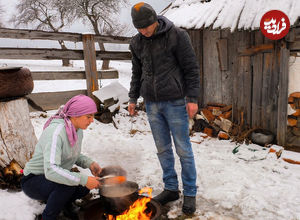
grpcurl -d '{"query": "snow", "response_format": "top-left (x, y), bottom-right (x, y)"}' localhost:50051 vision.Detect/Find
top-left (0, 59), bottom-right (300, 220)
top-left (162, 0), bottom-right (300, 31)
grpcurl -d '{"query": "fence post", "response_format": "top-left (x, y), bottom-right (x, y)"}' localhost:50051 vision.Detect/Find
top-left (82, 34), bottom-right (99, 99)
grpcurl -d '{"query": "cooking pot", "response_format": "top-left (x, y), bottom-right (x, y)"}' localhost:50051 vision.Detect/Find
top-left (99, 181), bottom-right (139, 215)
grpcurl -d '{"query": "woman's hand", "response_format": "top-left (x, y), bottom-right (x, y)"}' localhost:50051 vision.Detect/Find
top-left (89, 162), bottom-right (102, 176)
top-left (86, 176), bottom-right (101, 189)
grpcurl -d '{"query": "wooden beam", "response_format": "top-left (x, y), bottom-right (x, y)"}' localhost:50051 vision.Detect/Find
top-left (0, 48), bottom-right (83, 60)
top-left (0, 48), bottom-right (131, 60)
top-left (31, 70), bottom-right (119, 80)
top-left (96, 51), bottom-right (131, 60)
top-left (0, 28), bottom-right (131, 44)
top-left (82, 34), bottom-right (99, 99)
top-left (216, 38), bottom-right (228, 71)
top-left (277, 47), bottom-right (289, 146)
top-left (27, 90), bottom-right (87, 111)
top-left (238, 43), bottom-right (274, 56)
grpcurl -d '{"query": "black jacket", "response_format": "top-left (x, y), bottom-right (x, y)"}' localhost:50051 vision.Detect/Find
top-left (129, 16), bottom-right (200, 103)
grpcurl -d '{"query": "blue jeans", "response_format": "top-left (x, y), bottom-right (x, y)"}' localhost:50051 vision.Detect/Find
top-left (21, 174), bottom-right (89, 220)
top-left (145, 98), bottom-right (197, 196)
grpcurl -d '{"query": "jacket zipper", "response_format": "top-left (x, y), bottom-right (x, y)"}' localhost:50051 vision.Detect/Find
top-left (150, 39), bottom-right (158, 101)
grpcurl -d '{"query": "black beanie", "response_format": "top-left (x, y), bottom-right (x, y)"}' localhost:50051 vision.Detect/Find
top-left (131, 2), bottom-right (157, 29)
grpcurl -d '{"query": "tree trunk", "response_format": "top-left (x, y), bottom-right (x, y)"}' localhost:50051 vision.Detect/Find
top-left (58, 40), bottom-right (70, 66)
top-left (0, 98), bottom-right (37, 168)
top-left (97, 41), bottom-right (110, 70)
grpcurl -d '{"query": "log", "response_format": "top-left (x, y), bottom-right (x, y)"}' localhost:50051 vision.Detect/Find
top-left (0, 98), bottom-right (37, 168)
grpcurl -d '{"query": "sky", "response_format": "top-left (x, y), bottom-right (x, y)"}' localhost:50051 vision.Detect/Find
top-left (0, 0), bottom-right (172, 48)
top-left (0, 58), bottom-right (300, 220)
top-left (0, 0), bottom-right (172, 32)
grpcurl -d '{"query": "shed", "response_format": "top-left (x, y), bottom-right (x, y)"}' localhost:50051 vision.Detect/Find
top-left (162, 0), bottom-right (300, 149)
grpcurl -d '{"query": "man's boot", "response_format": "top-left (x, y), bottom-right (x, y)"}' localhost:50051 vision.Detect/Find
top-left (182, 196), bottom-right (196, 215)
top-left (153, 189), bottom-right (179, 205)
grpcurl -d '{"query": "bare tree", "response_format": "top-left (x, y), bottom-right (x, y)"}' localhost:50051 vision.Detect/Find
top-left (73, 0), bottom-right (128, 69)
top-left (10, 0), bottom-right (76, 66)
top-left (0, 4), bottom-right (4, 27)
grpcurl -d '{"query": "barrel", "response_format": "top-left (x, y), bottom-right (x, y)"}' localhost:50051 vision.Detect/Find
top-left (0, 67), bottom-right (34, 99)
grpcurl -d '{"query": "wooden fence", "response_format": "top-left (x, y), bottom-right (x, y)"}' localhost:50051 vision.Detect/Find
top-left (0, 28), bottom-right (132, 111)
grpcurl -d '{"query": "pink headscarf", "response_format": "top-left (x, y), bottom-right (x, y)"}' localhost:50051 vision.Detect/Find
top-left (43, 95), bottom-right (97, 146)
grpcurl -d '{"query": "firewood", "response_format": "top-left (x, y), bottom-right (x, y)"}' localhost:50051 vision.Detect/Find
top-left (290, 92), bottom-right (300, 99)
top-left (204, 127), bottom-right (213, 137)
top-left (288, 117), bottom-right (297, 127)
top-left (288, 96), bottom-right (294, 104)
top-left (201, 109), bottom-right (215, 122)
top-left (8, 160), bottom-right (23, 176)
top-left (218, 131), bottom-right (230, 140)
top-left (218, 110), bottom-right (232, 120)
top-left (3, 167), bottom-right (14, 181)
top-left (220, 105), bottom-right (232, 112)
top-left (206, 102), bottom-right (226, 108)
top-left (292, 109), bottom-right (300, 117)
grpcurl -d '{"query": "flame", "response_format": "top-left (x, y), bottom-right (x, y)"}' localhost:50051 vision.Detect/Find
top-left (108, 187), bottom-right (153, 220)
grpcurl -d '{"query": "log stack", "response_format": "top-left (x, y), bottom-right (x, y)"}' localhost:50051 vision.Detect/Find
top-left (286, 92), bottom-right (300, 150)
top-left (192, 103), bottom-right (232, 140)
top-left (0, 67), bottom-right (37, 189)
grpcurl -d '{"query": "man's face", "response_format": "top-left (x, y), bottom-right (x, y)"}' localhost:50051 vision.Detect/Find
top-left (137, 22), bottom-right (158, 37)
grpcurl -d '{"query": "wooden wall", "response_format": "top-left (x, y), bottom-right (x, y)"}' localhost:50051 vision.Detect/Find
top-left (187, 28), bottom-right (294, 145)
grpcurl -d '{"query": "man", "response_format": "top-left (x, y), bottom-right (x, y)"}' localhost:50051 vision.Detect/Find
top-left (128, 2), bottom-right (200, 215)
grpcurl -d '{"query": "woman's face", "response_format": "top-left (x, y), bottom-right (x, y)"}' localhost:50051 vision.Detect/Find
top-left (71, 114), bottom-right (94, 130)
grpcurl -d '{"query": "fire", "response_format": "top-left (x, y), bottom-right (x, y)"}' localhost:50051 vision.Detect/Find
top-left (108, 187), bottom-right (153, 220)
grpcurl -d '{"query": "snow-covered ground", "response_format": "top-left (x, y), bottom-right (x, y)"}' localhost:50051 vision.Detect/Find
top-left (0, 60), bottom-right (300, 220)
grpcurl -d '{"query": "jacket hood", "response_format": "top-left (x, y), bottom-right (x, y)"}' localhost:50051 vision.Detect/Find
top-left (155, 16), bottom-right (173, 36)
top-left (139, 15), bottom-right (173, 39)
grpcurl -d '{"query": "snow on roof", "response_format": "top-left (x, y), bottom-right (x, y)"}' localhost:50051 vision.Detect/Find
top-left (162, 0), bottom-right (300, 32)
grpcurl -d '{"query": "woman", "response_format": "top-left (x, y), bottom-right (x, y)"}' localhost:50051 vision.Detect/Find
top-left (21, 95), bottom-right (102, 220)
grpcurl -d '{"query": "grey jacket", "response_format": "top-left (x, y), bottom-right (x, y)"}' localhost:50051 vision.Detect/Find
top-left (129, 16), bottom-right (200, 103)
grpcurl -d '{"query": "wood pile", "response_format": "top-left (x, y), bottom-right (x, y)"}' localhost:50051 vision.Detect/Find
top-left (192, 103), bottom-right (233, 140)
top-left (286, 92), bottom-right (300, 149)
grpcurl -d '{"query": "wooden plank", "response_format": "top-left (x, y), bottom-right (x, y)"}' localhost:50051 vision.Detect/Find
top-left (220, 30), bottom-right (232, 106)
top-left (27, 90), bottom-right (87, 111)
top-left (216, 38), bottom-right (228, 71)
top-left (0, 48), bottom-right (131, 60)
top-left (277, 47), bottom-right (289, 145)
top-left (187, 29), bottom-right (203, 107)
top-left (82, 34), bottom-right (99, 98)
top-left (232, 31), bottom-right (252, 125)
top-left (238, 43), bottom-right (274, 56)
top-left (203, 30), bottom-right (222, 105)
top-left (31, 70), bottom-right (118, 80)
top-left (251, 31), bottom-right (264, 127)
top-left (96, 51), bottom-right (131, 60)
top-left (0, 28), bottom-right (131, 44)
top-left (0, 48), bottom-right (83, 60)
top-left (261, 52), bottom-right (276, 130)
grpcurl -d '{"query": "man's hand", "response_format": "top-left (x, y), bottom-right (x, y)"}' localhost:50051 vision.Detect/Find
top-left (186, 102), bottom-right (198, 119)
top-left (89, 162), bottom-right (102, 177)
top-left (86, 176), bottom-right (100, 189)
top-left (128, 103), bottom-right (137, 116)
